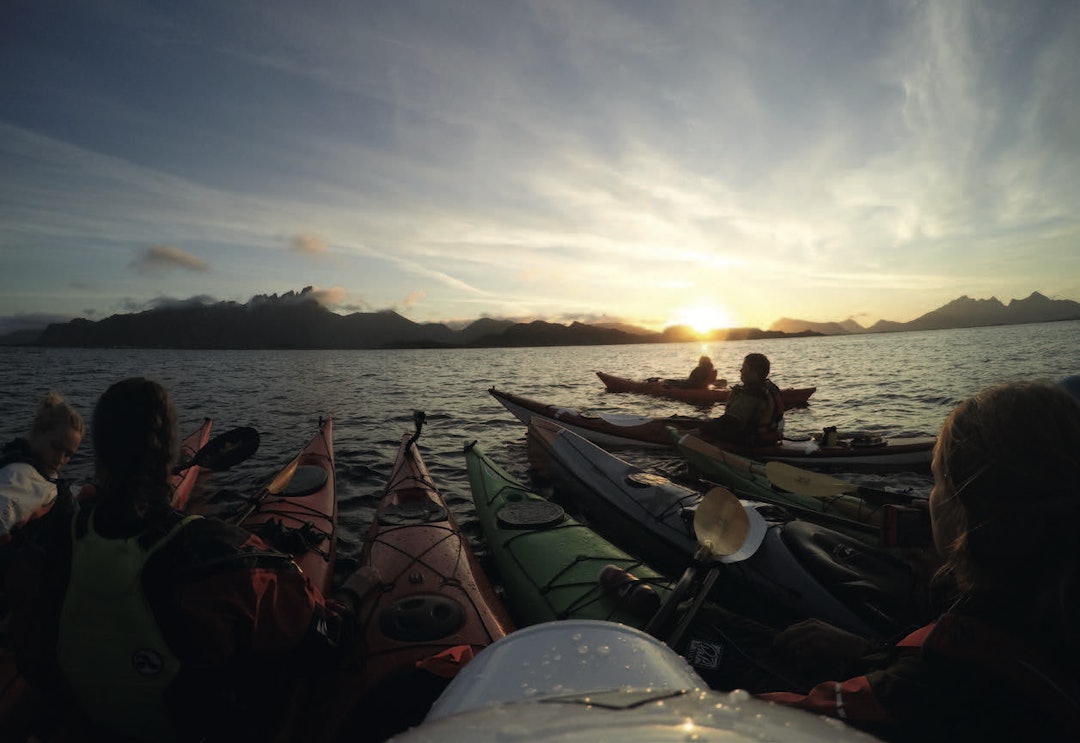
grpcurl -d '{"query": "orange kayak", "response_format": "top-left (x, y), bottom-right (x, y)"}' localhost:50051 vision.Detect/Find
top-left (170, 417), bottom-right (213, 511)
top-left (597, 371), bottom-right (815, 408)
top-left (233, 416), bottom-right (336, 595)
top-left (316, 417), bottom-right (514, 743)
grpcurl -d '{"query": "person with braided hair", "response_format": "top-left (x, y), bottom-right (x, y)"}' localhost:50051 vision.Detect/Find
top-left (0, 377), bottom-right (373, 742)
top-left (756, 381), bottom-right (1080, 742)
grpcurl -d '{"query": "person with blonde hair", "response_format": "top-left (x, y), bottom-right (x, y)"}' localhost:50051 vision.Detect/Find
top-left (0, 391), bottom-right (84, 536)
top-left (757, 381), bottom-right (1080, 741)
top-left (1, 377), bottom-right (370, 741)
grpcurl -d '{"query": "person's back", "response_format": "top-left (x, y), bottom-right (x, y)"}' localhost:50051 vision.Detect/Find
top-left (756, 381), bottom-right (1080, 742)
top-left (1, 378), bottom-right (353, 741)
top-left (685, 356), bottom-right (718, 389)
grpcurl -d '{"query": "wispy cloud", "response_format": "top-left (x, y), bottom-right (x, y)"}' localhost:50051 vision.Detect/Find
top-left (131, 245), bottom-right (210, 274)
top-left (290, 233), bottom-right (328, 257)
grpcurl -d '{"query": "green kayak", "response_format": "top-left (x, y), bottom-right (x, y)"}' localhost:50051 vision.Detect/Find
top-left (463, 441), bottom-right (821, 694)
top-left (464, 440), bottom-right (672, 627)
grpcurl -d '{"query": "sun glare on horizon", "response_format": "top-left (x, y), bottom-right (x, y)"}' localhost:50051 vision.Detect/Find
top-left (672, 303), bottom-right (739, 334)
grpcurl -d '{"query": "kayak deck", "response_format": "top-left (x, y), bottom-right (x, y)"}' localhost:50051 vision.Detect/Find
top-left (597, 371), bottom-right (816, 409)
top-left (465, 438), bottom-right (675, 627)
top-left (303, 425), bottom-right (514, 743)
top-left (233, 416), bottom-right (336, 595)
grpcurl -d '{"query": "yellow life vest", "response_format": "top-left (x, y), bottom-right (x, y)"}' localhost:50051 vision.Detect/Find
top-left (57, 510), bottom-right (201, 742)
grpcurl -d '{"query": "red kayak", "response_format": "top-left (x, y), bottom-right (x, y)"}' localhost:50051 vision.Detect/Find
top-left (299, 414), bottom-right (514, 743)
top-left (597, 371), bottom-right (815, 408)
top-left (170, 417), bottom-right (213, 511)
top-left (232, 416), bottom-right (336, 595)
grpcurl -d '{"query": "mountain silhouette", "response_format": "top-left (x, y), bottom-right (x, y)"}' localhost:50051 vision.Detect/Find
top-left (3, 289), bottom-right (1078, 350)
top-left (770, 292), bottom-right (1080, 335)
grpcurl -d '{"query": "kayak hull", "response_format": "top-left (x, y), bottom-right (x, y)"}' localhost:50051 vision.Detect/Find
top-left (396, 621), bottom-right (884, 743)
top-left (597, 371), bottom-right (816, 409)
top-left (309, 430), bottom-right (514, 743)
top-left (491, 387), bottom-right (934, 469)
top-left (235, 417), bottom-right (336, 595)
top-left (527, 417), bottom-right (927, 638)
top-left (491, 387), bottom-right (698, 449)
top-left (676, 431), bottom-right (938, 544)
top-left (465, 439), bottom-right (674, 627)
top-left (676, 433), bottom-right (895, 540)
top-left (170, 417), bottom-right (213, 511)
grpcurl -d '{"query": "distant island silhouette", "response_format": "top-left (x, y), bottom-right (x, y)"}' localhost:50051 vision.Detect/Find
top-left (2, 289), bottom-right (1077, 350)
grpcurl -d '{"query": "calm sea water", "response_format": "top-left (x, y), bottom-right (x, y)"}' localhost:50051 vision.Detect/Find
top-left (2, 320), bottom-right (1077, 587)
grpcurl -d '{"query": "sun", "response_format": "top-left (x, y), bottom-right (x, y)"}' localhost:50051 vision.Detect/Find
top-left (673, 304), bottom-right (738, 334)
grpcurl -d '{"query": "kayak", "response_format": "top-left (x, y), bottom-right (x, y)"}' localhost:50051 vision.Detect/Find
top-left (170, 417), bottom-right (213, 511)
top-left (674, 432), bottom-right (931, 545)
top-left (232, 416), bottom-right (336, 595)
top-left (305, 417), bottom-right (515, 743)
top-left (464, 442), bottom-right (881, 695)
top-left (597, 371), bottom-right (816, 409)
top-left (491, 387), bottom-right (700, 449)
top-left (527, 417), bottom-right (930, 638)
top-left (465, 438), bottom-right (674, 626)
top-left (392, 620), bottom-right (885, 743)
top-left (491, 387), bottom-right (936, 468)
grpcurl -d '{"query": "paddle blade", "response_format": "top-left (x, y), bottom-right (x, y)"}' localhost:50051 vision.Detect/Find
top-left (694, 486), bottom-right (768, 564)
top-left (764, 461), bottom-right (855, 499)
top-left (764, 461), bottom-right (917, 506)
top-left (177, 426), bottom-right (261, 473)
top-left (693, 486), bottom-right (749, 557)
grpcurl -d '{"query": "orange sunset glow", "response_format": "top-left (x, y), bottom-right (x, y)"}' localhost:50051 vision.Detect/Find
top-left (672, 304), bottom-right (739, 335)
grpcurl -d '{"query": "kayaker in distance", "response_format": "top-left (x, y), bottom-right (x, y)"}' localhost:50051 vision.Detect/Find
top-left (665, 355), bottom-right (724, 389)
top-left (0, 377), bottom-right (375, 742)
top-left (697, 352), bottom-right (784, 445)
top-left (751, 381), bottom-right (1080, 742)
top-left (0, 391), bottom-right (84, 538)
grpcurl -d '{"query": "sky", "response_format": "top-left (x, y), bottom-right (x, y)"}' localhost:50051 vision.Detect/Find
top-left (2, 0), bottom-right (1079, 336)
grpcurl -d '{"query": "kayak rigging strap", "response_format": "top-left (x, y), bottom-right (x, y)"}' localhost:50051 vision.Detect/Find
top-left (368, 524), bottom-right (462, 574)
top-left (383, 470), bottom-right (439, 499)
top-left (377, 501), bottom-right (449, 526)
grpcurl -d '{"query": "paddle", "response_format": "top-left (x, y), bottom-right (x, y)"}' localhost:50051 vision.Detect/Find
top-left (696, 477), bottom-right (881, 540)
top-left (173, 426), bottom-right (261, 474)
top-left (645, 485), bottom-right (766, 649)
top-left (763, 461), bottom-right (919, 506)
top-left (678, 432), bottom-right (920, 508)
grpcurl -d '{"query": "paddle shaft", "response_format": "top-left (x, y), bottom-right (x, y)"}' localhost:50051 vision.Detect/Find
top-left (645, 544), bottom-right (710, 641)
top-left (764, 461), bottom-right (919, 506)
top-left (700, 478), bottom-right (879, 538)
top-left (666, 564), bottom-right (721, 650)
top-left (230, 456), bottom-right (299, 526)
